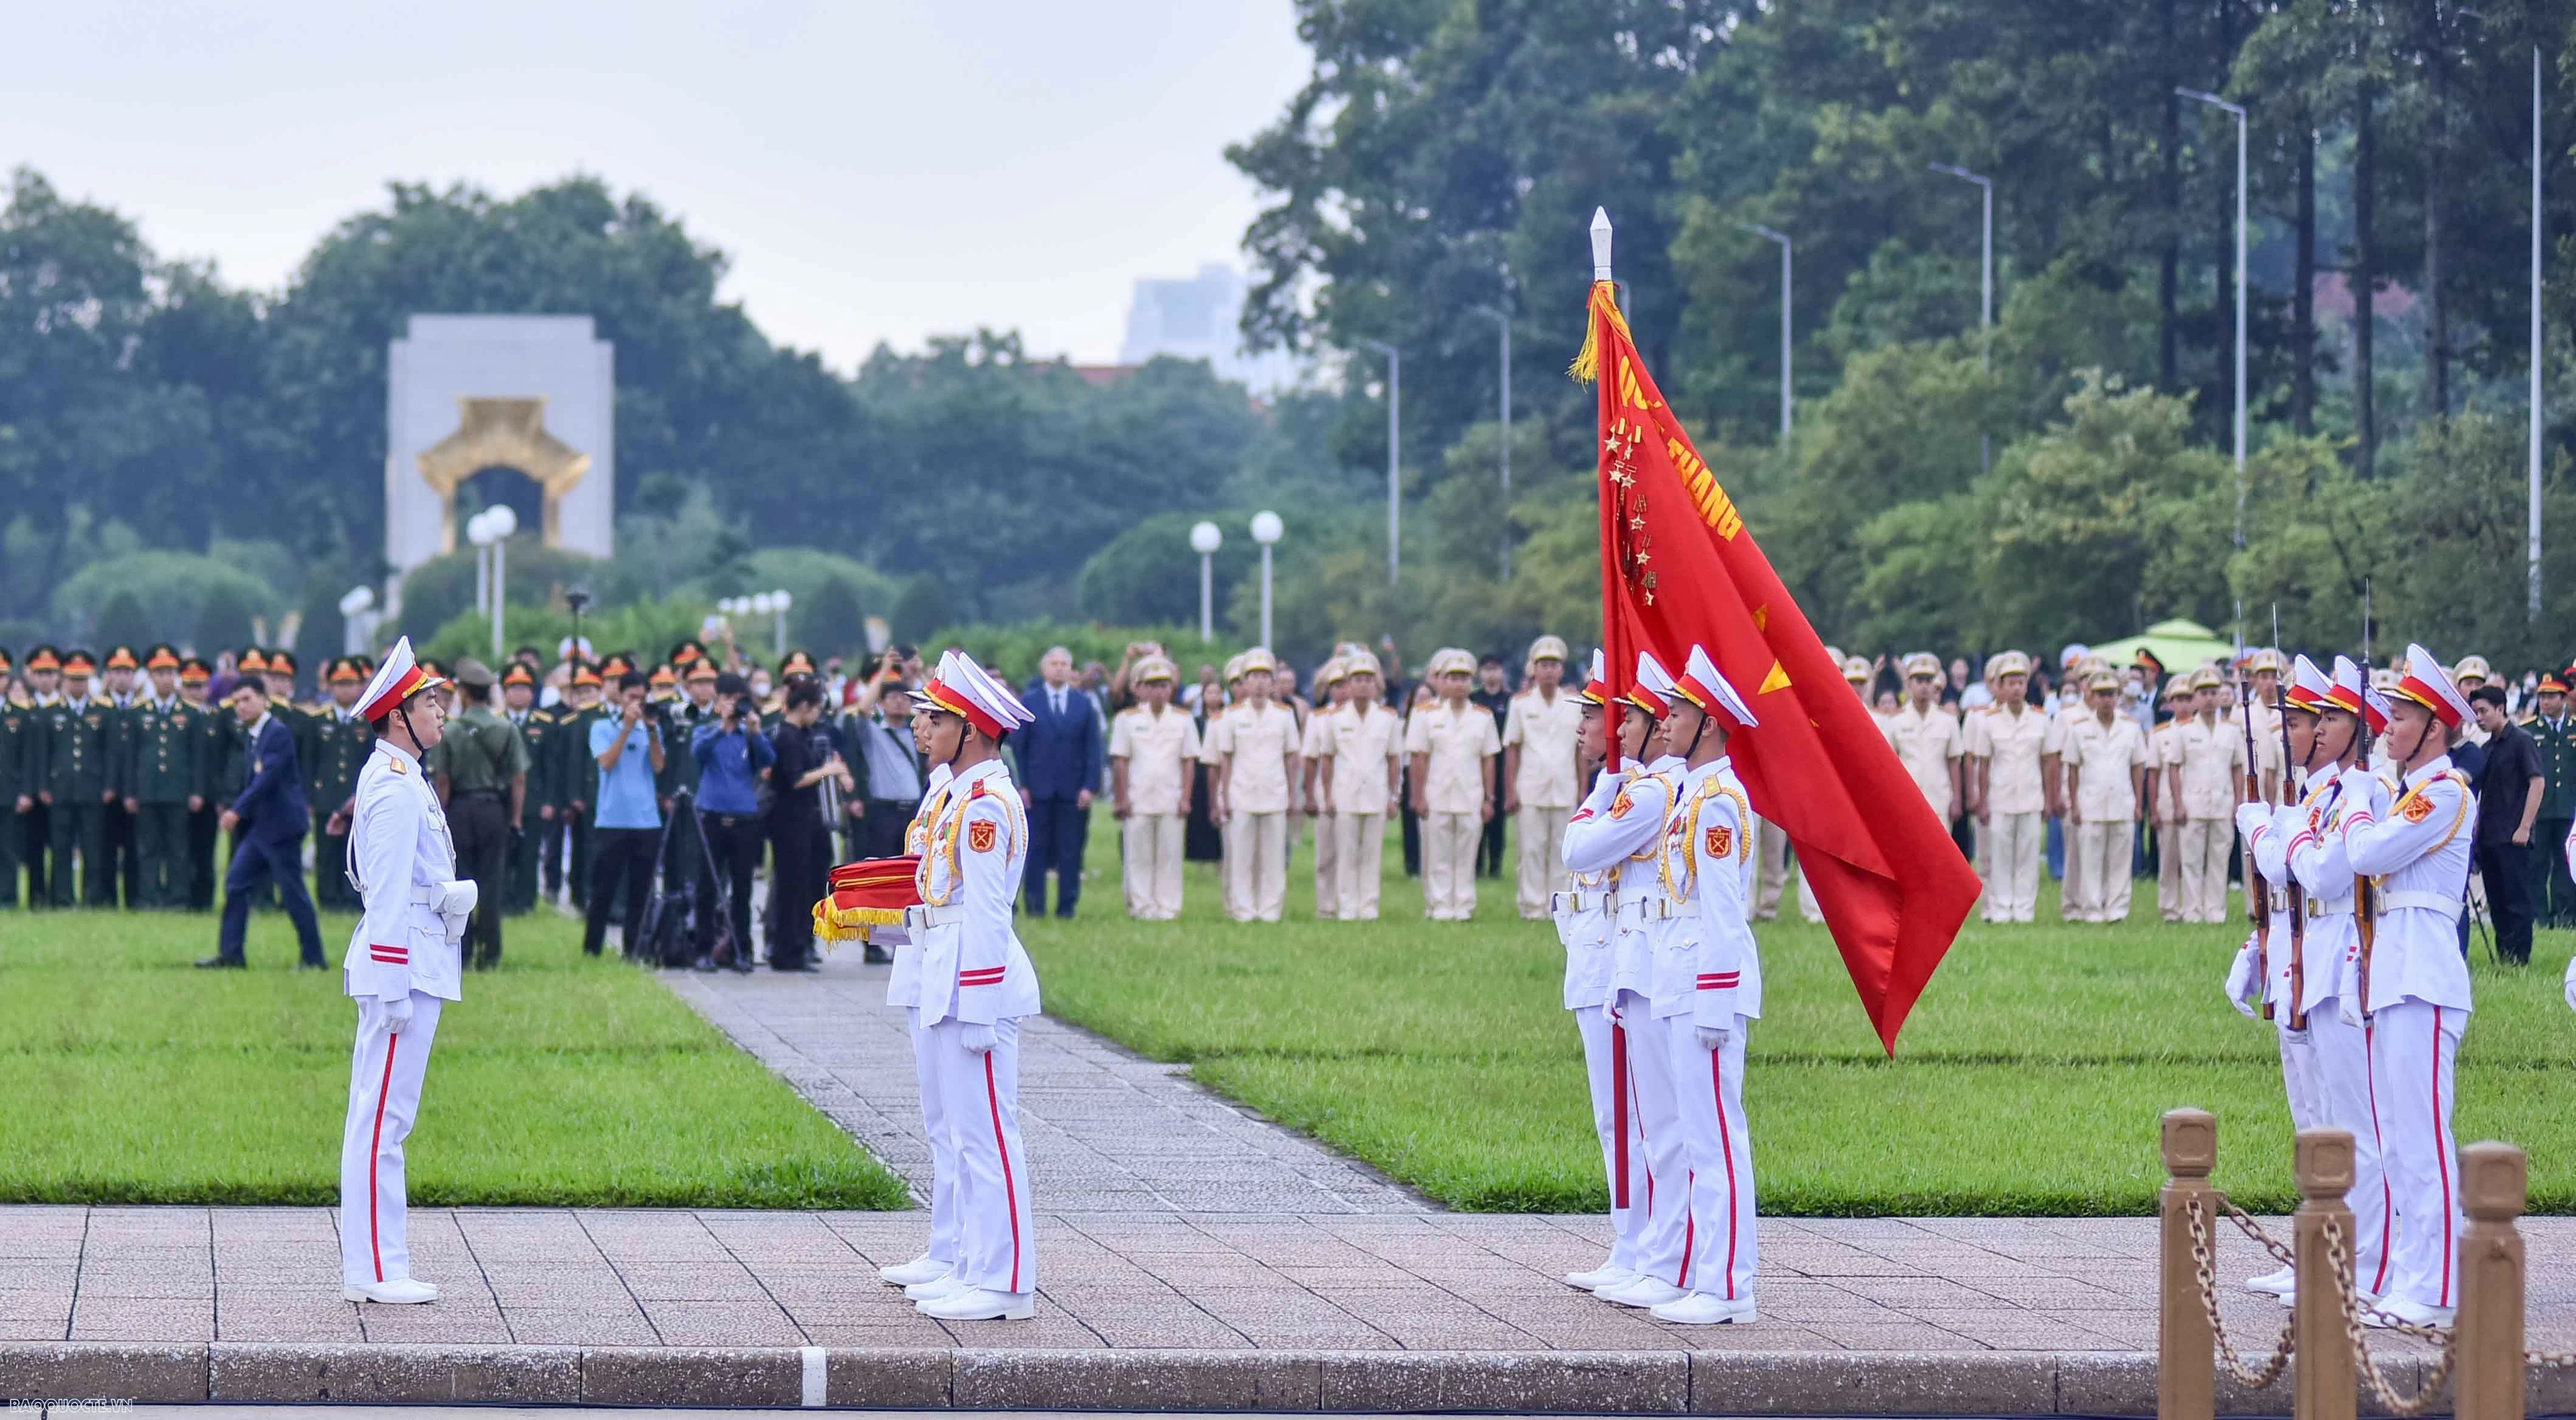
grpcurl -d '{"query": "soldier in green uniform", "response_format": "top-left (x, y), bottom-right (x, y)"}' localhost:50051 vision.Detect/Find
top-left (36, 650), bottom-right (116, 906)
top-left (308, 657), bottom-right (374, 911)
top-left (429, 657), bottom-right (531, 968)
top-left (20, 646), bottom-right (63, 904)
top-left (179, 657), bottom-right (222, 909)
top-left (2526, 673), bottom-right (2576, 927)
top-left (123, 646), bottom-right (207, 909)
top-left (501, 662), bottom-right (554, 913)
top-left (98, 645), bottom-right (145, 907)
top-left (1, 648), bottom-right (26, 908)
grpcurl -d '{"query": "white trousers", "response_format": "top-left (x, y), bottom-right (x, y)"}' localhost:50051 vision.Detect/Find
top-left (1335, 813), bottom-right (1386, 920)
top-left (2156, 819), bottom-right (2184, 919)
top-left (2307, 999), bottom-right (2394, 1294)
top-left (1119, 813), bottom-right (1184, 919)
top-left (1226, 810), bottom-right (1285, 922)
top-left (1312, 809), bottom-right (1339, 919)
top-left (2178, 819), bottom-right (2233, 924)
top-left (927, 1016), bottom-right (1037, 1295)
top-left (2369, 1000), bottom-right (2465, 1311)
top-left (1612, 995), bottom-right (1691, 1287)
top-left (1981, 812), bottom-right (2042, 922)
top-left (2276, 1018), bottom-right (2324, 1134)
top-left (339, 993), bottom-right (444, 1287)
top-left (1423, 811), bottom-right (1480, 920)
top-left (2059, 816), bottom-right (2089, 921)
top-left (910, 1007), bottom-right (961, 1266)
top-left (2074, 821), bottom-right (2132, 922)
top-left (1516, 805), bottom-right (1572, 919)
top-left (1665, 1015), bottom-right (1757, 1302)
top-left (1752, 816), bottom-right (1788, 920)
top-left (1572, 1005), bottom-right (1646, 1272)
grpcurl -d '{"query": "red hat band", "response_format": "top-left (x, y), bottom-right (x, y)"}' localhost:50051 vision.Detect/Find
top-left (2392, 675), bottom-right (2461, 729)
top-left (362, 664), bottom-right (431, 721)
top-left (920, 677), bottom-right (1005, 739)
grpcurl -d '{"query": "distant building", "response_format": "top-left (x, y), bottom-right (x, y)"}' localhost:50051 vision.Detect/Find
top-left (1116, 264), bottom-right (1304, 395)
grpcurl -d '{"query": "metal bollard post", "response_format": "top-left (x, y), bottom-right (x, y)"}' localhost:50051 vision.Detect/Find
top-left (2453, 1142), bottom-right (2529, 1420)
top-left (2160, 1108), bottom-right (2217, 1420)
top-left (2293, 1128), bottom-right (2357, 1420)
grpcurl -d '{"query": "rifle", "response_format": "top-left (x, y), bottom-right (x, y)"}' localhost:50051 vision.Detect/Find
top-left (2275, 605), bottom-right (2307, 1031)
top-left (2352, 581), bottom-right (2378, 1016)
top-left (2238, 658), bottom-right (2273, 1021)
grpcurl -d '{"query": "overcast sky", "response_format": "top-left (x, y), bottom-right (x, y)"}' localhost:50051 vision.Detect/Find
top-left (4, 0), bottom-right (1312, 370)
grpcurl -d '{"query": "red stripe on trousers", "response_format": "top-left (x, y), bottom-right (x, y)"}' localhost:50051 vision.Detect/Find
top-left (986, 1051), bottom-right (1023, 1294)
top-left (1610, 1023), bottom-right (1628, 1209)
top-left (1676, 1170), bottom-right (1694, 1289)
top-left (2364, 1021), bottom-right (2392, 1295)
top-left (2433, 1007), bottom-right (2453, 1307)
top-left (1713, 1047), bottom-right (1738, 1300)
top-left (369, 1029), bottom-right (399, 1283)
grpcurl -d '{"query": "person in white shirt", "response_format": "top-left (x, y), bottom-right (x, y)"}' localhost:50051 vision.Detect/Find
top-left (1966, 650), bottom-right (2049, 922)
top-left (1212, 649), bottom-right (1299, 922)
top-left (1107, 656), bottom-right (1200, 920)
top-left (1407, 648), bottom-right (1502, 920)
top-left (1324, 652), bottom-right (1403, 920)
top-left (2062, 670), bottom-right (2149, 923)
top-left (1883, 652), bottom-right (1964, 824)
top-left (2164, 667), bottom-right (2247, 925)
top-left (1503, 635), bottom-right (1582, 920)
top-left (1302, 659), bottom-right (1348, 919)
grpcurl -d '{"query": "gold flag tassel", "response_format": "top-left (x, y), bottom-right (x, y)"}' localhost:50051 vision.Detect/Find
top-left (1567, 280), bottom-right (1632, 385)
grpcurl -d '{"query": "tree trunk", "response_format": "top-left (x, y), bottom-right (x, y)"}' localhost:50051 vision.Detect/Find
top-left (2354, 70), bottom-right (2377, 479)
top-left (2295, 121), bottom-right (2317, 436)
top-left (2160, 0), bottom-right (2181, 393)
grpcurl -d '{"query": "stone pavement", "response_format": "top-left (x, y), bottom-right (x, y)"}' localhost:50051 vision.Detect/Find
top-left (660, 955), bottom-right (1424, 1216)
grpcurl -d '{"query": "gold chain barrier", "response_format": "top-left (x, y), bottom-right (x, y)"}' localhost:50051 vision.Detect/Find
top-left (2158, 1110), bottom-right (2549, 1420)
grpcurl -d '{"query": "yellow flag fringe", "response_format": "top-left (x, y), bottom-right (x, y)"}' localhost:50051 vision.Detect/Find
top-left (1567, 281), bottom-right (1632, 385)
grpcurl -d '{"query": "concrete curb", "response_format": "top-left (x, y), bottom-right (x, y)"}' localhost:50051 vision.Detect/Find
top-left (5, 1340), bottom-right (2561, 1413)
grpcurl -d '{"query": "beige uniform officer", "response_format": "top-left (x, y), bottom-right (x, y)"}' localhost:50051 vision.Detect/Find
top-left (2062, 669), bottom-right (2149, 922)
top-left (2165, 666), bottom-right (2246, 925)
top-left (1407, 647), bottom-right (1502, 920)
top-left (1323, 650), bottom-right (1401, 920)
top-left (1503, 635), bottom-right (1582, 920)
top-left (2045, 654), bottom-right (2109, 921)
top-left (1965, 650), bottom-right (2048, 922)
top-left (1302, 658), bottom-right (1347, 919)
top-left (1882, 652), bottom-right (1963, 822)
top-left (1212, 649), bottom-right (1298, 922)
top-left (2150, 675), bottom-right (2193, 921)
top-left (1202, 657), bottom-right (1239, 915)
top-left (1107, 655), bottom-right (1200, 920)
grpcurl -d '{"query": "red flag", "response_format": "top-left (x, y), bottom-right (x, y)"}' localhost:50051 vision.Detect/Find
top-left (1576, 282), bottom-right (1977, 1054)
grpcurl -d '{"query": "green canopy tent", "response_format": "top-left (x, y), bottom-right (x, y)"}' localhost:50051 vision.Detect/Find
top-left (2085, 619), bottom-right (2237, 677)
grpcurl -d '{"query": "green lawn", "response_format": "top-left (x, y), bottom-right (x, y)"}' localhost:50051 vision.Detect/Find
top-left (1023, 814), bottom-right (2576, 1216)
top-left (0, 905), bottom-right (908, 1208)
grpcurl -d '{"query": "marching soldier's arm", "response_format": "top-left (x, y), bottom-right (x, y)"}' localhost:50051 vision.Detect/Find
top-left (2285, 783), bottom-right (2367, 897)
top-left (1685, 790), bottom-right (1752, 1029)
top-left (354, 782), bottom-right (423, 1002)
top-left (952, 793), bottom-right (1018, 1027)
top-left (1563, 771), bottom-right (1665, 872)
top-left (2341, 774), bottom-right (2468, 877)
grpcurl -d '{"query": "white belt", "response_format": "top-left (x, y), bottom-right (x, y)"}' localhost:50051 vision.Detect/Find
top-left (1618, 897), bottom-right (1690, 923)
top-left (408, 885), bottom-right (439, 906)
top-left (2375, 890), bottom-right (2465, 922)
top-left (905, 903), bottom-right (965, 929)
top-left (2304, 897), bottom-right (2353, 919)
top-left (1552, 890), bottom-right (1615, 915)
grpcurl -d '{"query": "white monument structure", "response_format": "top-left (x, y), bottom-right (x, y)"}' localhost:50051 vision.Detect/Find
top-left (382, 315), bottom-right (613, 616)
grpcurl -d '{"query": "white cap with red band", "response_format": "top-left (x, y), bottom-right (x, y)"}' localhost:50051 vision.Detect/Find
top-left (357, 636), bottom-right (448, 723)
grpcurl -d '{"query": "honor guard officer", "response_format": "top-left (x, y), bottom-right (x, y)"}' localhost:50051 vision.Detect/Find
top-left (1, 650), bottom-right (28, 908)
top-left (98, 646), bottom-right (144, 906)
top-left (337, 638), bottom-right (471, 1305)
top-left (429, 658), bottom-right (529, 971)
top-left (1107, 655), bottom-right (1200, 920)
top-left (312, 660), bottom-right (375, 912)
top-left (1323, 650), bottom-right (1403, 921)
top-left (896, 650), bottom-right (1041, 1322)
top-left (1505, 636), bottom-right (1583, 921)
top-left (2334, 646), bottom-right (2476, 1327)
top-left (1652, 646), bottom-right (1764, 1326)
top-left (2526, 674), bottom-right (2576, 926)
top-left (1966, 650), bottom-right (2049, 922)
top-left (1556, 652), bottom-right (1646, 1294)
top-left (1566, 652), bottom-right (1689, 1312)
top-left (501, 664), bottom-right (556, 914)
top-left (36, 650), bottom-right (115, 908)
top-left (875, 688), bottom-right (966, 1295)
top-left (126, 646), bottom-right (207, 909)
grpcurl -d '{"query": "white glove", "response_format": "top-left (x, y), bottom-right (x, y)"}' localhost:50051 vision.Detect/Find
top-left (2339, 765), bottom-right (2378, 802)
top-left (2563, 954), bottom-right (2575, 1013)
top-left (2233, 802), bottom-right (2270, 841)
top-left (959, 1022), bottom-right (997, 1054)
top-left (1694, 1024), bottom-right (1730, 1052)
top-left (2224, 943), bottom-right (2260, 1018)
top-left (379, 994), bottom-right (414, 1033)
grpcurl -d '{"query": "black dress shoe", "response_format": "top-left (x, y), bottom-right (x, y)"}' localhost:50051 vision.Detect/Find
top-left (194, 956), bottom-right (245, 970)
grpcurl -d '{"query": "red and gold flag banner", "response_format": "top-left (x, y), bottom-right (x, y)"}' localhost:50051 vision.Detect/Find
top-left (1577, 283), bottom-right (1977, 1054)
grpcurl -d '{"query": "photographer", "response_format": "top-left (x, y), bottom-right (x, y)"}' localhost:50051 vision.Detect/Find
top-left (847, 645), bottom-right (920, 718)
top-left (581, 669), bottom-right (665, 957)
top-left (688, 673), bottom-right (773, 971)
top-left (766, 680), bottom-right (851, 972)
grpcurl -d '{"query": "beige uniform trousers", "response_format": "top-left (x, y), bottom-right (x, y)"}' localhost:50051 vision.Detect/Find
top-left (1797, 852), bottom-right (1823, 923)
top-left (1218, 813), bottom-right (1241, 919)
top-left (1981, 811), bottom-right (2043, 922)
top-left (1226, 810), bottom-right (1286, 922)
top-left (1422, 811), bottom-right (1480, 920)
top-left (2059, 816), bottom-right (2090, 922)
top-left (1119, 813), bottom-right (1185, 919)
top-left (1335, 812), bottom-right (1387, 920)
top-left (2155, 816), bottom-right (2184, 920)
top-left (1312, 808), bottom-right (1340, 919)
top-left (2177, 818), bottom-right (2234, 925)
top-left (2074, 819), bottom-right (2133, 922)
top-left (1753, 815), bottom-right (1789, 920)
top-left (1514, 804), bottom-right (1571, 919)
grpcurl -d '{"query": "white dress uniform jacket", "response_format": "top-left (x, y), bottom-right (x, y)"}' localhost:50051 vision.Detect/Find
top-left (886, 762), bottom-right (957, 1010)
top-left (910, 759), bottom-right (1040, 1027)
top-left (1554, 766), bottom-right (1621, 1010)
top-left (1563, 757), bottom-right (1679, 1007)
top-left (2336, 760), bottom-right (2476, 1015)
top-left (343, 740), bottom-right (463, 1004)
top-left (1675, 757), bottom-right (1763, 1029)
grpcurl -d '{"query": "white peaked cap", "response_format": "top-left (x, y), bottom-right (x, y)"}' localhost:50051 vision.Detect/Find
top-left (2286, 653), bottom-right (2333, 711)
top-left (2389, 643), bottom-right (2471, 729)
top-left (357, 636), bottom-right (447, 722)
top-left (922, 649), bottom-right (1034, 739)
top-left (1578, 649), bottom-right (1609, 706)
top-left (1629, 650), bottom-right (1677, 716)
top-left (1676, 646), bottom-right (1759, 729)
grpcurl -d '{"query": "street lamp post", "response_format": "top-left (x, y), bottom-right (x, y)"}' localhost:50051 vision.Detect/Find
top-left (2179, 87), bottom-right (2250, 549)
top-left (466, 507), bottom-right (517, 665)
top-left (1738, 223), bottom-right (1794, 435)
top-left (339, 585), bottom-right (377, 657)
top-left (1930, 162), bottom-right (1994, 472)
top-left (1249, 511), bottom-right (1283, 650)
top-left (1361, 340), bottom-right (1401, 585)
top-left (1470, 305), bottom-right (1513, 580)
top-left (1189, 521), bottom-right (1222, 642)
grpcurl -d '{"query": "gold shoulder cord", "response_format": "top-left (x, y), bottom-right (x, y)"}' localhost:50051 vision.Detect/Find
top-left (1625, 771), bottom-right (1671, 864)
top-left (1660, 776), bottom-right (1750, 900)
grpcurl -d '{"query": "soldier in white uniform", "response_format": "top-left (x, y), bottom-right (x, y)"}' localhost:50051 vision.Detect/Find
top-left (2062, 670), bottom-right (2149, 923)
top-left (897, 651), bottom-right (1041, 1322)
top-left (1212, 649), bottom-right (1297, 923)
top-left (2335, 646), bottom-right (2476, 1327)
top-left (1302, 658), bottom-right (1347, 920)
top-left (1324, 652), bottom-right (1402, 920)
top-left (1883, 652), bottom-right (1963, 824)
top-left (1107, 655), bottom-right (1199, 920)
top-left (337, 638), bottom-right (467, 1305)
top-left (1555, 652), bottom-right (1645, 1295)
top-left (1407, 648), bottom-right (1501, 921)
top-left (1567, 653), bottom-right (1689, 1312)
top-left (1649, 646), bottom-right (1763, 1325)
top-left (1966, 650), bottom-right (2048, 922)
top-left (2167, 667), bottom-right (2246, 925)
top-left (876, 730), bottom-right (962, 1292)
top-left (1504, 635), bottom-right (1581, 920)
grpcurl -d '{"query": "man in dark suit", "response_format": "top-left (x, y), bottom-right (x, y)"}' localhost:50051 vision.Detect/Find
top-left (1016, 646), bottom-right (1103, 918)
top-left (201, 679), bottom-right (327, 968)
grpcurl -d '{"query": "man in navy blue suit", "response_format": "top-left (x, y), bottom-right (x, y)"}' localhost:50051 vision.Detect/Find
top-left (199, 679), bottom-right (328, 968)
top-left (1015, 646), bottom-right (1104, 918)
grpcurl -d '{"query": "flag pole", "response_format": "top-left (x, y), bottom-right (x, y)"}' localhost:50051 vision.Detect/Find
top-left (1589, 206), bottom-right (1626, 751)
